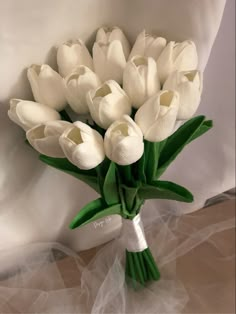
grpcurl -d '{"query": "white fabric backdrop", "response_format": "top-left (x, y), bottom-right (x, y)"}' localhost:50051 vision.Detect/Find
top-left (0, 0), bottom-right (234, 251)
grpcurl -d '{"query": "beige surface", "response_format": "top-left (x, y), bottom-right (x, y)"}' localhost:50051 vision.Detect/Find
top-left (0, 199), bottom-right (235, 313)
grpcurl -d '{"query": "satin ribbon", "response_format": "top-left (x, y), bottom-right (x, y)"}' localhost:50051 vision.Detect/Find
top-left (122, 214), bottom-right (148, 252)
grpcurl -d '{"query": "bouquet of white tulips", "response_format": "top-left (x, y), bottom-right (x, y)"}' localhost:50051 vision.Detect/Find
top-left (8, 26), bottom-right (213, 289)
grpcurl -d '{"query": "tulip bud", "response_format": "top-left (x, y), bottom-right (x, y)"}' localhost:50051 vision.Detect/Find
top-left (93, 39), bottom-right (127, 84)
top-left (26, 121), bottom-right (71, 157)
top-left (96, 26), bottom-right (130, 60)
top-left (135, 90), bottom-right (180, 142)
top-left (64, 66), bottom-right (101, 114)
top-left (57, 39), bottom-right (93, 77)
top-left (157, 40), bottom-right (198, 84)
top-left (8, 99), bottom-right (61, 131)
top-left (129, 30), bottom-right (167, 61)
top-left (123, 56), bottom-right (160, 108)
top-left (59, 121), bottom-right (105, 170)
top-left (87, 80), bottom-right (131, 129)
top-left (104, 115), bottom-right (144, 165)
top-left (27, 64), bottom-right (67, 111)
top-left (163, 70), bottom-right (203, 120)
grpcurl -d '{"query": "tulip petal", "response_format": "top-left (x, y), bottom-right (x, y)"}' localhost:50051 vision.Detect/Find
top-left (33, 135), bottom-right (65, 157)
top-left (111, 136), bottom-right (144, 165)
top-left (109, 28), bottom-right (130, 59)
top-left (37, 65), bottom-right (67, 110)
top-left (146, 58), bottom-right (161, 96)
top-left (27, 66), bottom-right (44, 104)
top-left (72, 142), bottom-right (105, 170)
top-left (44, 120), bottom-right (71, 136)
top-left (26, 121), bottom-right (71, 157)
top-left (129, 30), bottom-right (146, 60)
top-left (96, 27), bottom-right (108, 44)
top-left (106, 41), bottom-right (127, 83)
top-left (135, 95), bottom-right (161, 133)
top-left (145, 105), bottom-right (179, 142)
top-left (123, 61), bottom-right (146, 108)
top-left (93, 42), bottom-right (108, 82)
top-left (129, 30), bottom-right (166, 61)
top-left (98, 93), bottom-right (131, 129)
top-left (174, 41), bottom-right (198, 70)
top-left (65, 67), bottom-right (101, 114)
top-left (163, 70), bottom-right (202, 120)
top-left (13, 100), bottom-right (60, 131)
top-left (57, 40), bottom-right (93, 77)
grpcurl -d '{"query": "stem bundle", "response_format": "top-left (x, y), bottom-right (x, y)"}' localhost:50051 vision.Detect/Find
top-left (125, 247), bottom-right (160, 289)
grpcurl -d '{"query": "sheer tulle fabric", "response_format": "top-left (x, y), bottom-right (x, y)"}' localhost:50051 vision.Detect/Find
top-left (0, 201), bottom-right (234, 314)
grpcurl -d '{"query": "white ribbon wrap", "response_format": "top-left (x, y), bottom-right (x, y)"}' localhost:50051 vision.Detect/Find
top-left (121, 214), bottom-right (148, 252)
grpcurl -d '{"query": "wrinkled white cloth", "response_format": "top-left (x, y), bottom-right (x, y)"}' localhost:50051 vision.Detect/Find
top-left (0, 201), bottom-right (234, 313)
top-left (0, 0), bottom-right (235, 252)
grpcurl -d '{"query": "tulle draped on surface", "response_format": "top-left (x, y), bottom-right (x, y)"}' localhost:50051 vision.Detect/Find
top-left (0, 200), bottom-right (235, 314)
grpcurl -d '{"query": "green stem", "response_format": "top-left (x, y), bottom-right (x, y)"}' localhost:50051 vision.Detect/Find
top-left (143, 249), bottom-right (160, 280)
top-left (127, 251), bottom-right (137, 289)
top-left (117, 165), bottom-right (133, 186)
top-left (133, 253), bottom-right (145, 285)
top-left (125, 248), bottom-right (160, 288)
top-left (138, 252), bottom-right (147, 282)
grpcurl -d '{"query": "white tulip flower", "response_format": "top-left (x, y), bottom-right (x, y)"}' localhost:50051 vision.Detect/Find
top-left (64, 66), bottom-right (101, 114)
top-left (93, 39), bottom-right (127, 84)
top-left (135, 90), bottom-right (180, 142)
top-left (26, 121), bottom-right (71, 157)
top-left (27, 64), bottom-right (67, 111)
top-left (96, 26), bottom-right (130, 59)
top-left (129, 30), bottom-right (167, 60)
top-left (87, 80), bottom-right (131, 129)
top-left (157, 40), bottom-right (198, 84)
top-left (104, 115), bottom-right (144, 165)
top-left (59, 121), bottom-right (105, 170)
top-left (163, 70), bottom-right (203, 120)
top-left (123, 56), bottom-right (160, 108)
top-left (57, 39), bottom-right (93, 77)
top-left (8, 99), bottom-right (61, 131)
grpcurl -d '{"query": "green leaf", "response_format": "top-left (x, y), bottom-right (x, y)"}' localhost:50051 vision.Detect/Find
top-left (156, 115), bottom-right (206, 178)
top-left (145, 140), bottom-right (166, 183)
top-left (39, 155), bottom-right (99, 193)
top-left (103, 162), bottom-right (120, 205)
top-left (70, 198), bottom-right (122, 229)
top-left (139, 180), bottom-right (193, 203)
top-left (189, 120), bottom-right (213, 143)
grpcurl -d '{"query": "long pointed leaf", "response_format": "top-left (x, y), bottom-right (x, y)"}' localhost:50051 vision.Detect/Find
top-left (188, 120), bottom-right (213, 143)
top-left (39, 155), bottom-right (99, 193)
top-left (145, 140), bottom-right (166, 183)
top-left (139, 180), bottom-right (193, 203)
top-left (70, 198), bottom-right (121, 229)
top-left (156, 116), bottom-right (206, 178)
top-left (103, 162), bottom-right (120, 205)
